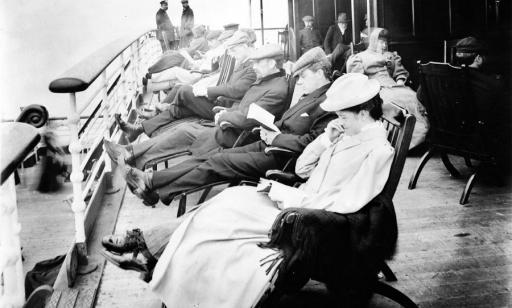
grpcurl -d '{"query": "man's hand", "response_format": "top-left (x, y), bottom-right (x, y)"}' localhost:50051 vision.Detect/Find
top-left (260, 127), bottom-right (280, 145)
top-left (192, 85), bottom-right (208, 97)
top-left (283, 61), bottom-right (294, 76)
top-left (214, 110), bottom-right (227, 125)
top-left (325, 118), bottom-right (344, 142)
top-left (396, 79), bottom-right (405, 86)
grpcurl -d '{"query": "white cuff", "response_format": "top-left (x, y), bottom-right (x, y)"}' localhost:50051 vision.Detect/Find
top-left (319, 133), bottom-right (333, 148)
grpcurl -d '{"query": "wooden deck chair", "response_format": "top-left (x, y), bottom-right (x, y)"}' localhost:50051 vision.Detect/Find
top-left (256, 102), bottom-right (417, 308)
top-left (408, 61), bottom-right (498, 205)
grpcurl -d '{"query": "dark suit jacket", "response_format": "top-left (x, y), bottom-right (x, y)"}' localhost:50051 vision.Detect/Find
top-left (298, 28), bottom-right (322, 55)
top-left (272, 83), bottom-right (336, 153)
top-left (206, 61), bottom-right (257, 101)
top-left (156, 9), bottom-right (174, 41)
top-left (323, 24), bottom-right (352, 54)
top-left (214, 71), bottom-right (289, 147)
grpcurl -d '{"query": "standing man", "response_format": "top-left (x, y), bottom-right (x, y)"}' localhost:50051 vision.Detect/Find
top-left (179, 0), bottom-right (195, 48)
top-left (323, 12), bottom-right (353, 71)
top-left (298, 16), bottom-right (322, 56)
top-left (156, 0), bottom-right (175, 52)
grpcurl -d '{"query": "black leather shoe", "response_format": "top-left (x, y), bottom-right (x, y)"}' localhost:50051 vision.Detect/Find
top-left (104, 140), bottom-right (133, 165)
top-left (101, 250), bottom-right (149, 273)
top-left (102, 228), bottom-right (146, 255)
top-left (124, 167), bottom-right (159, 206)
top-left (114, 114), bottom-right (144, 142)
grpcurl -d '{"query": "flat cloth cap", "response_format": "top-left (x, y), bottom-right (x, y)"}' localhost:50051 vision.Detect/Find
top-left (224, 23), bottom-right (240, 31)
top-left (320, 73), bottom-right (380, 112)
top-left (302, 15), bottom-right (315, 22)
top-left (249, 44), bottom-right (284, 61)
top-left (225, 31), bottom-right (250, 49)
top-left (455, 37), bottom-right (487, 53)
top-left (292, 46), bottom-right (330, 77)
top-left (160, 0), bottom-right (168, 4)
top-left (206, 30), bottom-right (222, 40)
top-left (218, 29), bottom-right (236, 42)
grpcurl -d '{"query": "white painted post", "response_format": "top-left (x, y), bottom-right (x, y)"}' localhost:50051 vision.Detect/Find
top-left (67, 92), bottom-right (88, 263)
top-left (0, 175), bottom-right (25, 308)
top-left (101, 71), bottom-right (112, 174)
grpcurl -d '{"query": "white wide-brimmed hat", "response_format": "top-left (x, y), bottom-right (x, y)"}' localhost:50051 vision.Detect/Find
top-left (320, 73), bottom-right (380, 111)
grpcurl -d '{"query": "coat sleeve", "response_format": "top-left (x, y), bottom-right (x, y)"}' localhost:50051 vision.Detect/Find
top-left (294, 132), bottom-right (332, 178)
top-left (218, 88), bottom-right (287, 129)
top-left (391, 52), bottom-right (409, 82)
top-left (271, 112), bottom-right (337, 153)
top-left (299, 144), bottom-right (394, 214)
top-left (323, 26), bottom-right (334, 54)
top-left (346, 54), bottom-right (364, 74)
top-left (207, 68), bottom-right (256, 100)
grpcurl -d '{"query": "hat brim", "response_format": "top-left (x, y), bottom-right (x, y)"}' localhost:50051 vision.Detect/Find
top-left (320, 80), bottom-right (380, 112)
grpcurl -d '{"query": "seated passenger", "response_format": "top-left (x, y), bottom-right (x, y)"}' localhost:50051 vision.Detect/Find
top-left (113, 47), bottom-right (336, 205)
top-left (125, 32), bottom-right (257, 135)
top-left (100, 73), bottom-right (395, 307)
top-left (418, 36), bottom-right (511, 172)
top-left (347, 27), bottom-right (429, 148)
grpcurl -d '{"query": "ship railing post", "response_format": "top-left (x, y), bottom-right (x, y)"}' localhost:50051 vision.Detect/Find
top-left (0, 174), bottom-right (25, 308)
top-left (67, 92), bottom-right (88, 265)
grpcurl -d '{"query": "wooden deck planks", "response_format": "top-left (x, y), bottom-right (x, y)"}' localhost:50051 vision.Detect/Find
top-left (24, 152), bottom-right (511, 307)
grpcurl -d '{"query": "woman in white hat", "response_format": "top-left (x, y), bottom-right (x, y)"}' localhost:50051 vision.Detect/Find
top-left (347, 28), bottom-right (428, 148)
top-left (101, 73), bottom-right (395, 307)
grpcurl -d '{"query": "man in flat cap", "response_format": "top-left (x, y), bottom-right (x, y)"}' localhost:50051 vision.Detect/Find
top-left (179, 0), bottom-right (194, 48)
top-left (298, 15), bottom-right (322, 56)
top-left (324, 12), bottom-right (353, 71)
top-left (453, 37), bottom-right (510, 172)
top-left (156, 0), bottom-right (176, 52)
top-left (109, 45), bottom-right (289, 183)
top-left (110, 46), bottom-right (337, 206)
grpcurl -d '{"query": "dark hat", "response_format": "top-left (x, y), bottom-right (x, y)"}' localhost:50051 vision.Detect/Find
top-left (455, 37), bottom-right (487, 53)
top-left (292, 46), bottom-right (330, 77)
top-left (249, 44), bottom-right (284, 61)
top-left (160, 0), bottom-right (168, 4)
top-left (337, 12), bottom-right (351, 23)
top-left (302, 15), bottom-right (315, 22)
top-left (223, 23), bottom-right (240, 31)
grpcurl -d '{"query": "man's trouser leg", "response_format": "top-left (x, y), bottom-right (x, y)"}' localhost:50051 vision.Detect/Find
top-left (141, 110), bottom-right (177, 136)
top-left (133, 122), bottom-right (211, 169)
top-left (154, 141), bottom-right (285, 201)
top-left (174, 85), bottom-right (216, 120)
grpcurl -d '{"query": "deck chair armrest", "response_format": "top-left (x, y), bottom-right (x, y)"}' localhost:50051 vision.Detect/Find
top-left (264, 146), bottom-right (295, 155)
top-left (265, 170), bottom-right (304, 186)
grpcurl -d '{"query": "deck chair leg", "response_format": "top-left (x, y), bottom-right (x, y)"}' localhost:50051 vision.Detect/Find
top-left (460, 170), bottom-right (478, 205)
top-left (408, 148), bottom-right (435, 189)
top-left (441, 153), bottom-right (461, 178)
top-left (177, 195), bottom-right (187, 217)
top-left (374, 281), bottom-right (418, 308)
top-left (380, 262), bottom-right (397, 282)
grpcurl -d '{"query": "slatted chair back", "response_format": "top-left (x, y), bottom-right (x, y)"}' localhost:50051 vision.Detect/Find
top-left (381, 103), bottom-right (416, 199)
top-left (216, 52), bottom-right (236, 86)
top-left (417, 61), bottom-right (491, 158)
top-left (443, 39), bottom-right (460, 64)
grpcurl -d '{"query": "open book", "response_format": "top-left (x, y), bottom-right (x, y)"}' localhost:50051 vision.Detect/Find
top-left (247, 104), bottom-right (280, 132)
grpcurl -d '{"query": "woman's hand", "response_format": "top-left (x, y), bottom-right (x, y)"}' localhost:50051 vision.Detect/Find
top-left (325, 119), bottom-right (344, 142)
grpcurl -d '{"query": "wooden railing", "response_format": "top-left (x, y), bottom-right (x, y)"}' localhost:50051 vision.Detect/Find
top-left (47, 30), bottom-right (161, 287)
top-left (0, 123), bottom-right (41, 307)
